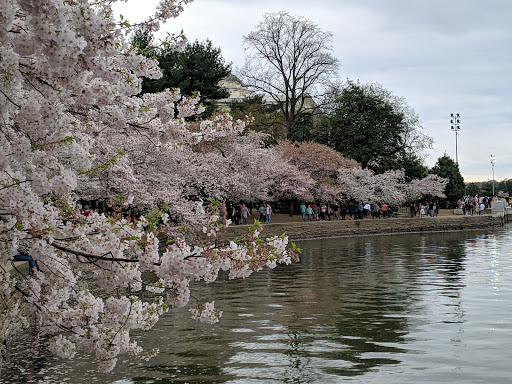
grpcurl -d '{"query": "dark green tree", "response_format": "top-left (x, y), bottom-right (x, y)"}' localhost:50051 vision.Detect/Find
top-left (497, 179), bottom-right (512, 196)
top-left (400, 153), bottom-right (429, 180)
top-left (228, 95), bottom-right (284, 141)
top-left (140, 39), bottom-right (231, 118)
top-left (465, 182), bottom-right (481, 196)
top-left (290, 112), bottom-right (315, 142)
top-left (130, 26), bottom-right (156, 56)
top-left (481, 182), bottom-right (493, 196)
top-left (429, 155), bottom-right (465, 207)
top-left (329, 80), bottom-right (429, 177)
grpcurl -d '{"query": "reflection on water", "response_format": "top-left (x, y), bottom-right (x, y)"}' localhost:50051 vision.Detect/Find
top-left (2, 225), bottom-right (512, 383)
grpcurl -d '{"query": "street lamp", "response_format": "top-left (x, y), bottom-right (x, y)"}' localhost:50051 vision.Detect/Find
top-left (450, 113), bottom-right (461, 164)
top-left (490, 154), bottom-right (496, 196)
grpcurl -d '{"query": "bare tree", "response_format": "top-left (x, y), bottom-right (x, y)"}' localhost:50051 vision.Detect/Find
top-left (238, 11), bottom-right (339, 140)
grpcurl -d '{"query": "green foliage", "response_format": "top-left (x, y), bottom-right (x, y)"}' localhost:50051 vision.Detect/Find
top-left (305, 115), bottom-right (331, 146)
top-left (329, 81), bottom-right (407, 173)
top-left (429, 155), bottom-right (465, 207)
top-left (400, 153), bottom-right (429, 180)
top-left (465, 182), bottom-right (481, 196)
top-left (290, 111), bottom-right (315, 143)
top-left (207, 198), bottom-right (221, 207)
top-left (325, 80), bottom-right (430, 177)
top-left (130, 26), bottom-right (157, 57)
top-left (481, 181), bottom-right (493, 196)
top-left (228, 95), bottom-right (285, 140)
top-left (80, 149), bottom-right (126, 175)
top-left (145, 207), bottom-right (167, 233)
top-left (114, 194), bottom-right (127, 205)
top-left (496, 179), bottom-right (512, 196)
top-left (291, 242), bottom-right (302, 254)
top-left (141, 39), bottom-right (231, 118)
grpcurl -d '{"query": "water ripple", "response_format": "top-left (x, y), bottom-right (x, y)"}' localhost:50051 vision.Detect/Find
top-left (3, 226), bottom-right (512, 383)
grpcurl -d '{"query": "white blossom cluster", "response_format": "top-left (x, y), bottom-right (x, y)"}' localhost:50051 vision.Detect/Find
top-left (0, 0), bottom-right (298, 373)
top-left (337, 168), bottom-right (447, 205)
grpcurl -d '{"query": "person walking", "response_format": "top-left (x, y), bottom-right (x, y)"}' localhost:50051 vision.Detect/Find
top-left (258, 203), bottom-right (265, 222)
top-left (340, 200), bottom-right (347, 220)
top-left (382, 202), bottom-right (388, 218)
top-left (320, 203), bottom-right (327, 221)
top-left (265, 203), bottom-right (272, 224)
top-left (353, 201), bottom-right (359, 220)
top-left (327, 205), bottom-right (333, 221)
top-left (313, 204), bottom-right (320, 221)
top-left (428, 201), bottom-right (434, 217)
top-left (363, 202), bottom-right (370, 218)
top-left (306, 205), bottom-right (313, 221)
top-left (241, 204), bottom-right (250, 225)
top-left (333, 202), bottom-right (340, 220)
top-left (372, 202), bottom-right (380, 219)
top-left (300, 202), bottom-right (306, 222)
top-left (232, 204), bottom-right (239, 225)
top-left (220, 201), bottom-right (227, 224)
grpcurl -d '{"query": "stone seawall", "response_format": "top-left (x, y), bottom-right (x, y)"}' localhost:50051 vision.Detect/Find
top-left (221, 215), bottom-right (505, 242)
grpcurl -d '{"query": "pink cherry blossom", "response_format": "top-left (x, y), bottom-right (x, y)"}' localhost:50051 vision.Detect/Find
top-left (0, 0), bottom-right (298, 373)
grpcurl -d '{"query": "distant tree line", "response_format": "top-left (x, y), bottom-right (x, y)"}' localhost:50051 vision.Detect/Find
top-left (466, 179), bottom-right (512, 197)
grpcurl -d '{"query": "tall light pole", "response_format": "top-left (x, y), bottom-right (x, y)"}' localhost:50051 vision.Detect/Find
top-left (490, 154), bottom-right (496, 196)
top-left (450, 113), bottom-right (461, 164)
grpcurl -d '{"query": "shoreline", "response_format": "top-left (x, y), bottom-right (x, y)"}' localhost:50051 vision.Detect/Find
top-left (223, 213), bottom-right (507, 242)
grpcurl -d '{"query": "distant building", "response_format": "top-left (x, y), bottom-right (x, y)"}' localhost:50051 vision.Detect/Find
top-left (216, 74), bottom-right (317, 112)
top-left (216, 74), bottom-right (259, 111)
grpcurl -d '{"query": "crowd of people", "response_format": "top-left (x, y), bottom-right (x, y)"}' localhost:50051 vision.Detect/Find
top-left (408, 201), bottom-right (440, 217)
top-left (80, 195), bottom-right (511, 229)
top-left (219, 199), bottom-right (448, 226)
top-left (218, 201), bottom-right (394, 225)
top-left (457, 195), bottom-right (510, 215)
top-left (298, 201), bottom-right (392, 222)
top-left (219, 202), bottom-right (254, 225)
top-left (222, 195), bottom-right (511, 226)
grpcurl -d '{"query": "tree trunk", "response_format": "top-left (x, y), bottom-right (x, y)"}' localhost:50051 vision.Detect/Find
top-left (287, 121), bottom-right (293, 140)
top-left (289, 200), bottom-right (294, 217)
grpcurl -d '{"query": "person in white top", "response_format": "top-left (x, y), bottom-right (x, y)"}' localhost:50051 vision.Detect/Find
top-left (265, 203), bottom-right (272, 223)
top-left (363, 202), bottom-right (371, 218)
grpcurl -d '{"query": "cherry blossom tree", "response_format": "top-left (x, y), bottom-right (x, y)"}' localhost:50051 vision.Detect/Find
top-left (266, 151), bottom-right (316, 202)
top-left (276, 141), bottom-right (359, 202)
top-left (76, 115), bottom-right (268, 226)
top-left (338, 168), bottom-right (446, 207)
top-left (181, 130), bottom-right (272, 203)
top-left (337, 167), bottom-right (376, 203)
top-left (0, 0), bottom-right (298, 373)
top-left (404, 174), bottom-right (447, 202)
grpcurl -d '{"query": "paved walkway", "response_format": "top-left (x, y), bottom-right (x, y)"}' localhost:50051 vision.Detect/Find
top-left (245, 209), bottom-right (455, 225)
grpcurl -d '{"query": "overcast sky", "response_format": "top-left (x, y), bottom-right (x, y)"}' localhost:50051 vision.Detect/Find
top-left (118, 0), bottom-right (512, 182)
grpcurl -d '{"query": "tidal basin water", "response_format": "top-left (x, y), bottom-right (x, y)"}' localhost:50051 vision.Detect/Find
top-left (3, 225), bottom-right (512, 383)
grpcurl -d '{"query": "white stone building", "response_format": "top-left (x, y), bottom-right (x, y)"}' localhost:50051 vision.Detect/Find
top-left (216, 74), bottom-right (317, 112)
